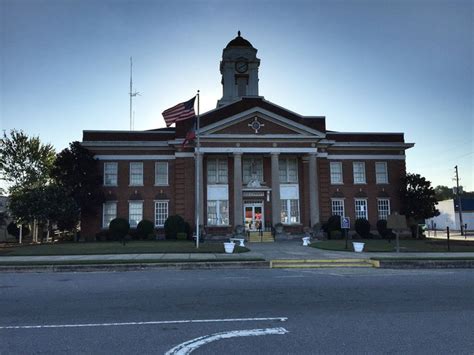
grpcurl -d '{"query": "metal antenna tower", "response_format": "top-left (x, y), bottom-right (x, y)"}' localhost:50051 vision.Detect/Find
top-left (129, 57), bottom-right (140, 130)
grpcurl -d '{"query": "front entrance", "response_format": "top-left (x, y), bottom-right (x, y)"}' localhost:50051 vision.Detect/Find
top-left (244, 201), bottom-right (264, 231)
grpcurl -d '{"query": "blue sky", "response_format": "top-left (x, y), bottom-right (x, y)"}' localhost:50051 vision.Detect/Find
top-left (1, 0), bottom-right (472, 190)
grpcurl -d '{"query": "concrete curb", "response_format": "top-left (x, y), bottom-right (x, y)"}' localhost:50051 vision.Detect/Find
top-left (0, 261), bottom-right (270, 273)
top-left (373, 259), bottom-right (474, 269)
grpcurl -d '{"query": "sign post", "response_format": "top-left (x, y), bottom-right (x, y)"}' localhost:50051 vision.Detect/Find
top-left (387, 213), bottom-right (407, 253)
top-left (341, 217), bottom-right (350, 250)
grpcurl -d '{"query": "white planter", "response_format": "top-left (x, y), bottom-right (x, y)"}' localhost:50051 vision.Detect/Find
top-left (224, 242), bottom-right (235, 254)
top-left (302, 237), bottom-right (311, 246)
top-left (352, 242), bottom-right (365, 253)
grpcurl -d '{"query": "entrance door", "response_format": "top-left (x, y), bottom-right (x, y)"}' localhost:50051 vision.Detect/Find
top-left (244, 202), bottom-right (264, 231)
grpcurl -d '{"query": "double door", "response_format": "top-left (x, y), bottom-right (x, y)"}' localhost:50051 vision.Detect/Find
top-left (244, 202), bottom-right (264, 231)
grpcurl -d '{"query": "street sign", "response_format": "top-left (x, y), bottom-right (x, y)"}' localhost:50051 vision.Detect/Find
top-left (341, 217), bottom-right (350, 229)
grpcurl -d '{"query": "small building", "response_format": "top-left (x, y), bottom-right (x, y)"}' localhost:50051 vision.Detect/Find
top-left (81, 33), bottom-right (414, 239)
top-left (426, 198), bottom-right (474, 231)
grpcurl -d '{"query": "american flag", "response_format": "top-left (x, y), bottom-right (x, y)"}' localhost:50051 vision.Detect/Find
top-left (162, 96), bottom-right (196, 127)
top-left (182, 117), bottom-right (196, 147)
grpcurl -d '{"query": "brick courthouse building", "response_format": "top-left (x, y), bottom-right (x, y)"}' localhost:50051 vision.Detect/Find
top-left (81, 33), bottom-right (414, 239)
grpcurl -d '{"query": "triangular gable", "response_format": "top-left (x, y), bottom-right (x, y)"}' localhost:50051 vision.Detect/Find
top-left (200, 106), bottom-right (325, 138)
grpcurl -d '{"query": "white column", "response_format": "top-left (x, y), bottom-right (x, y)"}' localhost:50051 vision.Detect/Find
top-left (271, 153), bottom-right (281, 226)
top-left (309, 153), bottom-right (320, 226)
top-left (233, 153), bottom-right (243, 227)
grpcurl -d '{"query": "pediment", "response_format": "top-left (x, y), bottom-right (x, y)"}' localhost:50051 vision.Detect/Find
top-left (200, 107), bottom-right (325, 138)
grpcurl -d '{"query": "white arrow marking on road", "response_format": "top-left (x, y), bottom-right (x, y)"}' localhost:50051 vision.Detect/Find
top-left (165, 327), bottom-right (289, 355)
top-left (0, 317), bottom-right (287, 330)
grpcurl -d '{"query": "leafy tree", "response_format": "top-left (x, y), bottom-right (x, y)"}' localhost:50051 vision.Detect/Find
top-left (400, 173), bottom-right (440, 222)
top-left (434, 185), bottom-right (454, 201)
top-left (51, 141), bottom-right (104, 216)
top-left (9, 184), bottom-right (79, 241)
top-left (0, 130), bottom-right (55, 191)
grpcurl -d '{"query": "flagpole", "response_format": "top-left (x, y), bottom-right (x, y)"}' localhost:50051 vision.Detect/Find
top-left (195, 90), bottom-right (200, 248)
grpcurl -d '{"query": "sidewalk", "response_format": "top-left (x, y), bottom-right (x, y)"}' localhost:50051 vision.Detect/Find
top-left (1, 240), bottom-right (474, 271)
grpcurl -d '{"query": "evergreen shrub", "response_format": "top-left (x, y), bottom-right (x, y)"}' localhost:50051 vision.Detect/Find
top-left (355, 218), bottom-right (371, 238)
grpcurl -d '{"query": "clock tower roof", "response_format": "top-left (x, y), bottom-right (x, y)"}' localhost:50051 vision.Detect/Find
top-left (225, 31), bottom-right (254, 49)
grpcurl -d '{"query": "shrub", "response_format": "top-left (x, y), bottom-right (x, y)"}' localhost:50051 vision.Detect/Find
top-left (376, 219), bottom-right (394, 240)
top-left (176, 232), bottom-right (187, 240)
top-left (164, 215), bottom-right (185, 240)
top-left (109, 218), bottom-right (130, 241)
top-left (355, 218), bottom-right (371, 238)
top-left (183, 221), bottom-right (192, 240)
top-left (7, 222), bottom-right (30, 238)
top-left (137, 220), bottom-right (155, 240)
top-left (322, 215), bottom-right (341, 239)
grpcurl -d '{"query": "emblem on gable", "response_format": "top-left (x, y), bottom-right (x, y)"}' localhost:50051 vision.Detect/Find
top-left (248, 117), bottom-right (264, 133)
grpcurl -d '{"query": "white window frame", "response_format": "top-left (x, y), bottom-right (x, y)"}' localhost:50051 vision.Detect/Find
top-left (155, 161), bottom-right (169, 186)
top-left (154, 200), bottom-right (169, 227)
top-left (353, 162), bottom-right (366, 184)
top-left (330, 162), bottom-right (343, 184)
top-left (355, 198), bottom-right (368, 220)
top-left (102, 201), bottom-right (117, 228)
top-left (331, 198), bottom-right (345, 217)
top-left (207, 158), bottom-right (228, 184)
top-left (375, 162), bottom-right (388, 184)
top-left (279, 157), bottom-right (298, 183)
top-left (207, 200), bottom-right (229, 226)
top-left (128, 201), bottom-right (143, 228)
top-left (280, 199), bottom-right (300, 224)
top-left (377, 198), bottom-right (391, 220)
top-left (129, 162), bottom-right (143, 186)
top-left (103, 162), bottom-right (118, 186)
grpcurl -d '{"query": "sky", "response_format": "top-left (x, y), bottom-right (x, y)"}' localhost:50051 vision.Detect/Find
top-left (1, 0), bottom-right (473, 191)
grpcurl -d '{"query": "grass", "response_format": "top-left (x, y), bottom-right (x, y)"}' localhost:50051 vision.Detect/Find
top-left (0, 241), bottom-right (250, 256)
top-left (311, 238), bottom-right (474, 252)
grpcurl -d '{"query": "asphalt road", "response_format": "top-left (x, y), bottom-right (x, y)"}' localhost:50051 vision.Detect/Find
top-left (1, 268), bottom-right (474, 354)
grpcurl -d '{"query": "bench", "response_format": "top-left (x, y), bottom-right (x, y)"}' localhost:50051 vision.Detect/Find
top-left (229, 238), bottom-right (245, 247)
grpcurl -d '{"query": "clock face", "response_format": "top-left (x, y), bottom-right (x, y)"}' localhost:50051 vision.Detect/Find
top-left (235, 61), bottom-right (248, 73)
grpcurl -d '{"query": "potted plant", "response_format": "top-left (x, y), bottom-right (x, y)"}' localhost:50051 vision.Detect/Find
top-left (223, 241), bottom-right (235, 254)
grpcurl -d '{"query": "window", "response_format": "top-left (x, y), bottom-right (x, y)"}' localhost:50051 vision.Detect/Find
top-left (128, 201), bottom-right (143, 228)
top-left (243, 158), bottom-right (263, 184)
top-left (130, 162), bottom-right (143, 186)
top-left (281, 199), bottom-right (300, 224)
top-left (330, 162), bottom-right (343, 184)
top-left (377, 199), bottom-right (390, 220)
top-left (355, 199), bottom-right (368, 219)
top-left (102, 202), bottom-right (117, 228)
top-left (353, 162), bottom-right (366, 184)
top-left (207, 200), bottom-right (229, 225)
top-left (207, 158), bottom-right (228, 184)
top-left (279, 158), bottom-right (298, 183)
top-left (155, 162), bottom-right (168, 185)
top-left (104, 162), bottom-right (118, 186)
top-left (375, 162), bottom-right (388, 184)
top-left (331, 199), bottom-right (345, 217)
top-left (154, 200), bottom-right (169, 227)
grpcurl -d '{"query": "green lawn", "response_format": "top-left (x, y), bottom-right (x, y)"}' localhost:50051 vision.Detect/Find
top-left (311, 238), bottom-right (474, 252)
top-left (0, 241), bottom-right (249, 256)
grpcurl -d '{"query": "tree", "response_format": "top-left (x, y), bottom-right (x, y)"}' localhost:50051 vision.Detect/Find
top-left (400, 173), bottom-right (440, 222)
top-left (51, 141), bottom-right (103, 216)
top-left (434, 185), bottom-right (454, 201)
top-left (0, 130), bottom-right (55, 192)
top-left (9, 184), bottom-right (79, 242)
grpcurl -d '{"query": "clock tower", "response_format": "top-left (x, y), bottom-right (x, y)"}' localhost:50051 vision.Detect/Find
top-left (217, 31), bottom-right (261, 107)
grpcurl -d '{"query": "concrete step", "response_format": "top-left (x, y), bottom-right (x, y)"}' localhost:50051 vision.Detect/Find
top-left (249, 232), bottom-right (274, 243)
top-left (270, 259), bottom-right (375, 268)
